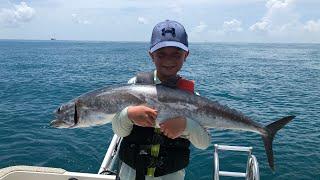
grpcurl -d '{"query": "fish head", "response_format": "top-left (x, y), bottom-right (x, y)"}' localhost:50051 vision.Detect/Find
top-left (50, 100), bottom-right (78, 128)
top-left (51, 98), bottom-right (115, 128)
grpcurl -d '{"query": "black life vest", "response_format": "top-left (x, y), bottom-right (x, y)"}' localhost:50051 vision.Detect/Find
top-left (119, 71), bottom-right (195, 179)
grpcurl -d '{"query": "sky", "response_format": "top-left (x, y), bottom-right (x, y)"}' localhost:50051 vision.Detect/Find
top-left (0, 0), bottom-right (319, 43)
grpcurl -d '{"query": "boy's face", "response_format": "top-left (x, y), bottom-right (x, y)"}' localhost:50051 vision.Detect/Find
top-left (149, 47), bottom-right (189, 79)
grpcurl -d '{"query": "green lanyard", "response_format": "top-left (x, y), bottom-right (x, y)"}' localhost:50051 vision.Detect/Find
top-left (147, 71), bottom-right (162, 176)
top-left (146, 128), bottom-right (161, 176)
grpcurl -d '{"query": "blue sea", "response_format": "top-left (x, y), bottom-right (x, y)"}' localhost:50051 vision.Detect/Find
top-left (0, 40), bottom-right (319, 179)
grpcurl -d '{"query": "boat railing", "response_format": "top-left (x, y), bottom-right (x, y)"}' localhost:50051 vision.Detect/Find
top-left (213, 144), bottom-right (260, 180)
top-left (98, 137), bottom-right (260, 180)
top-left (98, 134), bottom-right (121, 175)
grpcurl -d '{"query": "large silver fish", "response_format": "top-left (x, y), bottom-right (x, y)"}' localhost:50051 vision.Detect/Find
top-left (50, 84), bottom-right (295, 171)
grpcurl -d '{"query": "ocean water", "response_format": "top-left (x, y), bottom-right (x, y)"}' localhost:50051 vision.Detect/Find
top-left (0, 40), bottom-right (319, 179)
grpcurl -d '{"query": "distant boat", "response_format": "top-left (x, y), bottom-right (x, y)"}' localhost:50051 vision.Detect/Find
top-left (50, 38), bottom-right (56, 40)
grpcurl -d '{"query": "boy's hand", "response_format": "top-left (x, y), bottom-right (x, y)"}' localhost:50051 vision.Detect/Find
top-left (127, 105), bottom-right (157, 127)
top-left (160, 117), bottom-right (186, 139)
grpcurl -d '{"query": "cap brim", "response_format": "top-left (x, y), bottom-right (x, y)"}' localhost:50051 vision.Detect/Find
top-left (150, 41), bottom-right (188, 53)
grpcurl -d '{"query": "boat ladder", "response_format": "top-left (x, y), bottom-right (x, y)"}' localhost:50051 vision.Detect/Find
top-left (213, 144), bottom-right (259, 180)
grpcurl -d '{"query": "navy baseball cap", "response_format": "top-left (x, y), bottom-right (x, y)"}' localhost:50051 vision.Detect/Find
top-left (150, 20), bottom-right (188, 53)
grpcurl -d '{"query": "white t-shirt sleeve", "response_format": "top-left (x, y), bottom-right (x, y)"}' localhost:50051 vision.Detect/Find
top-left (112, 107), bottom-right (134, 137)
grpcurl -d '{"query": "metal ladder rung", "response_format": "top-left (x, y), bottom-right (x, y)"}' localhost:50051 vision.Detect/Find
top-left (214, 144), bottom-right (260, 180)
top-left (219, 171), bottom-right (246, 177)
top-left (216, 145), bottom-right (252, 152)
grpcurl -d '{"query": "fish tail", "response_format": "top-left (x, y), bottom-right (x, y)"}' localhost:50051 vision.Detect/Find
top-left (262, 115), bottom-right (295, 171)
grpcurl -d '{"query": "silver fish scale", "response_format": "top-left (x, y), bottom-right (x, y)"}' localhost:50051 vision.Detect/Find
top-left (126, 85), bottom-right (264, 133)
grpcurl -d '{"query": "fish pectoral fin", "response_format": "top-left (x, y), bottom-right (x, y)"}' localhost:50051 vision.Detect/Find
top-left (89, 112), bottom-right (116, 124)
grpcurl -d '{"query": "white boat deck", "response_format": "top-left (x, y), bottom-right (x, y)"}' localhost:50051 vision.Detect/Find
top-left (0, 134), bottom-right (259, 180)
top-left (0, 165), bottom-right (116, 180)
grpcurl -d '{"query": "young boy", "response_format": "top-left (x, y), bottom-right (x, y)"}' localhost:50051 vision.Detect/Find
top-left (112, 20), bottom-right (210, 180)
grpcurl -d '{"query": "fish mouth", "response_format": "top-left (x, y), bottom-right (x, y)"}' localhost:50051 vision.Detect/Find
top-left (50, 119), bottom-right (71, 128)
top-left (51, 104), bottom-right (79, 128)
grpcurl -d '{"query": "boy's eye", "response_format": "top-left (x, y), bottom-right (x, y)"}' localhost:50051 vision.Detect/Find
top-left (171, 54), bottom-right (182, 59)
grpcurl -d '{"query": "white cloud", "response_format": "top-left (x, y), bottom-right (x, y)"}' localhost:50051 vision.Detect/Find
top-left (249, 0), bottom-right (297, 33)
top-left (223, 19), bottom-right (243, 32)
top-left (303, 19), bottom-right (320, 32)
top-left (192, 21), bottom-right (208, 33)
top-left (0, 2), bottom-right (35, 27)
top-left (265, 0), bottom-right (293, 9)
top-left (137, 16), bottom-right (148, 24)
top-left (247, 0), bottom-right (320, 42)
top-left (190, 19), bottom-right (245, 42)
top-left (71, 13), bottom-right (90, 25)
top-left (249, 20), bottom-right (269, 32)
top-left (1, 0), bottom-right (319, 42)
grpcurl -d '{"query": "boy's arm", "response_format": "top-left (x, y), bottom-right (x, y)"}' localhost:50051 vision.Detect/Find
top-left (112, 107), bottom-right (134, 137)
top-left (160, 116), bottom-right (210, 150)
top-left (184, 118), bottom-right (211, 150)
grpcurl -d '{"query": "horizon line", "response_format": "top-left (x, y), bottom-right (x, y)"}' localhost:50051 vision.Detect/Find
top-left (0, 38), bottom-right (320, 45)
